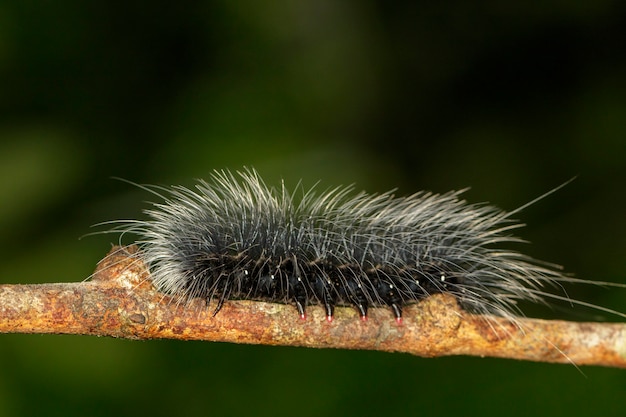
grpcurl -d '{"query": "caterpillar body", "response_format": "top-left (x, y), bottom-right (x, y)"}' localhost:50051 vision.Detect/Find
top-left (114, 169), bottom-right (604, 324)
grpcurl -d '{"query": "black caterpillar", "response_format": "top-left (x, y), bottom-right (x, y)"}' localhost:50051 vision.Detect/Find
top-left (113, 169), bottom-right (597, 323)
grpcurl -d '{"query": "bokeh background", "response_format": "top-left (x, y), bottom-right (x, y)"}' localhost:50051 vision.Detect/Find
top-left (1, 1), bottom-right (625, 416)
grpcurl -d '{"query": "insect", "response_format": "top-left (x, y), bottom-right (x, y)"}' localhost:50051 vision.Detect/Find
top-left (110, 169), bottom-right (619, 324)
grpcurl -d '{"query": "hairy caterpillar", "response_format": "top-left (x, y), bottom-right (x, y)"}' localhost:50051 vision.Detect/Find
top-left (111, 168), bottom-right (620, 324)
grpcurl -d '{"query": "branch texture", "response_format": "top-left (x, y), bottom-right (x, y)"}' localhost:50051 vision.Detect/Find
top-left (1, 246), bottom-right (625, 368)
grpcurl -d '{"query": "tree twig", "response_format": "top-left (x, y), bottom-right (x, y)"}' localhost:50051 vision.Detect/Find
top-left (1, 246), bottom-right (625, 368)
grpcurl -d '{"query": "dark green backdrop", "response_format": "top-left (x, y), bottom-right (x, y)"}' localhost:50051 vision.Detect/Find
top-left (1, 2), bottom-right (625, 416)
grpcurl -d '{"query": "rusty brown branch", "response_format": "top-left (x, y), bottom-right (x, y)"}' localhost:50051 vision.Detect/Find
top-left (1, 246), bottom-right (625, 368)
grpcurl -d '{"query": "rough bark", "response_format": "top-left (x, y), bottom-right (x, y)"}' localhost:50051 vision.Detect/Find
top-left (1, 246), bottom-right (625, 368)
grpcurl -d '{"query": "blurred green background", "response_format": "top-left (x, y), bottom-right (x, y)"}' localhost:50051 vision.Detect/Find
top-left (1, 1), bottom-right (625, 416)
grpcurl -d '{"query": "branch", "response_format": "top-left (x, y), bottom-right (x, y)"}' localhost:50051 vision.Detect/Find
top-left (1, 246), bottom-right (625, 368)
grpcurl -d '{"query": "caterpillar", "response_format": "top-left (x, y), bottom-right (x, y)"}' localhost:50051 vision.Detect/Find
top-left (111, 168), bottom-right (618, 324)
